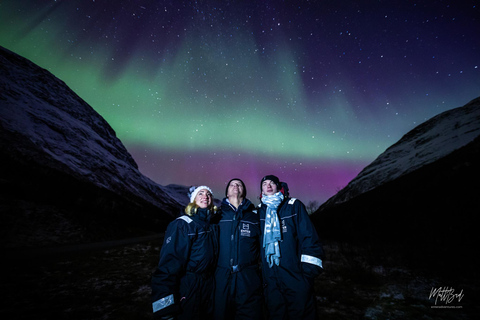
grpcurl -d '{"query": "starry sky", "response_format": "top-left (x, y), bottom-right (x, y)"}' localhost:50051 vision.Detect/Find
top-left (1, 0), bottom-right (479, 205)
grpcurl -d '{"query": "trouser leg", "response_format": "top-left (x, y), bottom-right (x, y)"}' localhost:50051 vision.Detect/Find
top-left (235, 268), bottom-right (263, 320)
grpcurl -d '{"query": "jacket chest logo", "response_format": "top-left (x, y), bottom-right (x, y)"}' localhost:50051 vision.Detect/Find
top-left (240, 223), bottom-right (251, 237)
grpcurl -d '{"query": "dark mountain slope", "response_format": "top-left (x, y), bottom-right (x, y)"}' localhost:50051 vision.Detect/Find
top-left (0, 46), bottom-right (187, 248)
top-left (313, 98), bottom-right (480, 272)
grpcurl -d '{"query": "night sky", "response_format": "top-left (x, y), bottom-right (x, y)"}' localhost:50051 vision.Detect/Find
top-left (1, 0), bottom-right (478, 205)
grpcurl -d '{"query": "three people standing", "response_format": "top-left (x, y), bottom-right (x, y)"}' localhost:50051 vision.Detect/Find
top-left (152, 176), bottom-right (324, 319)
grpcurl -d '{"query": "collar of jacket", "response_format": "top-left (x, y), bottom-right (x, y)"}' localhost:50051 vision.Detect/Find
top-left (223, 198), bottom-right (255, 211)
top-left (193, 207), bottom-right (212, 223)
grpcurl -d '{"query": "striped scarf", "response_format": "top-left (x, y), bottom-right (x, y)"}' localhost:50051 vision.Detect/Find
top-left (262, 192), bottom-right (284, 267)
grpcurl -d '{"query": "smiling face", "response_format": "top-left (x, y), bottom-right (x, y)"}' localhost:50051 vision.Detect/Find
top-left (262, 179), bottom-right (278, 196)
top-left (227, 179), bottom-right (244, 198)
top-left (194, 189), bottom-right (213, 208)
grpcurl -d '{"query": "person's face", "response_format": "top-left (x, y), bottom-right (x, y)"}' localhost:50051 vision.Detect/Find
top-left (195, 189), bottom-right (212, 208)
top-left (228, 180), bottom-right (244, 198)
top-left (262, 179), bottom-right (278, 196)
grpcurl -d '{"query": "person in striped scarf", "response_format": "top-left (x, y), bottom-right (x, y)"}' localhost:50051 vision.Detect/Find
top-left (258, 175), bottom-right (324, 320)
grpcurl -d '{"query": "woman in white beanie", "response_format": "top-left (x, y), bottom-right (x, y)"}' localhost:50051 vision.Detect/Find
top-left (152, 186), bottom-right (218, 320)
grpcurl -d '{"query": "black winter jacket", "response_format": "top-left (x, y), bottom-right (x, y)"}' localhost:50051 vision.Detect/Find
top-left (151, 208), bottom-right (218, 318)
top-left (216, 198), bottom-right (261, 271)
top-left (258, 197), bottom-right (324, 279)
top-left (213, 198), bottom-right (263, 320)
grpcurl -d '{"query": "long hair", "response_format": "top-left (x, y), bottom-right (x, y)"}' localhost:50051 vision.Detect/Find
top-left (184, 202), bottom-right (218, 216)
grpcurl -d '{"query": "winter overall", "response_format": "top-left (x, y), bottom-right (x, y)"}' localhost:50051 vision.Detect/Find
top-left (214, 198), bottom-right (263, 320)
top-left (259, 197), bottom-right (324, 320)
top-left (151, 209), bottom-right (218, 320)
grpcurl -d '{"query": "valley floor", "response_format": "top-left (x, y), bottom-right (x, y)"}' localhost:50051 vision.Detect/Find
top-left (1, 240), bottom-right (477, 319)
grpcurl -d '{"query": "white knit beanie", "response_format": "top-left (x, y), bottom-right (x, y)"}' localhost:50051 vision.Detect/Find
top-left (189, 185), bottom-right (213, 203)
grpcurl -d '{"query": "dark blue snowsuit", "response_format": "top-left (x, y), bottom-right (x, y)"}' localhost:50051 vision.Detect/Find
top-left (258, 197), bottom-right (324, 320)
top-left (213, 198), bottom-right (263, 320)
top-left (151, 208), bottom-right (218, 320)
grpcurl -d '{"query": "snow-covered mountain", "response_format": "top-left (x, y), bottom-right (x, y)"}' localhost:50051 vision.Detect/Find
top-left (320, 97), bottom-right (480, 209)
top-left (313, 97), bottom-right (480, 269)
top-left (0, 46), bottom-right (189, 247)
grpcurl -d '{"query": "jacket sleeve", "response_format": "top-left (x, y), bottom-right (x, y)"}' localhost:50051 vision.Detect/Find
top-left (151, 219), bottom-right (191, 317)
top-left (294, 199), bottom-right (325, 279)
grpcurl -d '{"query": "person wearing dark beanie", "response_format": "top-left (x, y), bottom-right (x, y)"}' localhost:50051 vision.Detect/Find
top-left (258, 175), bottom-right (324, 320)
top-left (213, 178), bottom-right (263, 320)
top-left (225, 178), bottom-right (247, 199)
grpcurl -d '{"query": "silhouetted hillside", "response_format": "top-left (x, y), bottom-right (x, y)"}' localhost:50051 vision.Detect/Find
top-left (0, 46), bottom-right (187, 248)
top-left (313, 98), bottom-right (480, 274)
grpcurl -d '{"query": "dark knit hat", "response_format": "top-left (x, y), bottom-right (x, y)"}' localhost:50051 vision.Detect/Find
top-left (260, 175), bottom-right (280, 191)
top-left (225, 178), bottom-right (247, 198)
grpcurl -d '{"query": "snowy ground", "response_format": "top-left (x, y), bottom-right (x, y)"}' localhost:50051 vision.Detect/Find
top-left (2, 240), bottom-right (477, 319)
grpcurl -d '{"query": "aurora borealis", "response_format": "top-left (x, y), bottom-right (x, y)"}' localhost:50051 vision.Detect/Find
top-left (1, 0), bottom-right (479, 205)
